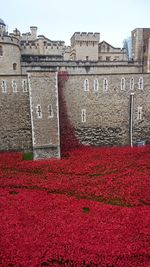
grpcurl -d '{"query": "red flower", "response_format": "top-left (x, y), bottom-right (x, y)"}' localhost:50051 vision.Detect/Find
top-left (0, 145), bottom-right (150, 266)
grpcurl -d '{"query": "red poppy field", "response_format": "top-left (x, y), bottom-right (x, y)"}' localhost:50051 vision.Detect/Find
top-left (0, 146), bottom-right (150, 266)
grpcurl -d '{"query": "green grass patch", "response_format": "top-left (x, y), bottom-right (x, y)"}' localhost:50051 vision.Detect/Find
top-left (107, 197), bottom-right (127, 206)
top-left (9, 190), bottom-right (19, 195)
top-left (82, 207), bottom-right (90, 213)
top-left (23, 152), bottom-right (33, 160)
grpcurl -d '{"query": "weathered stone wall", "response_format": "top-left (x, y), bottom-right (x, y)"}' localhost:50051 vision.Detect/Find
top-left (142, 29), bottom-right (150, 73)
top-left (131, 28), bottom-right (143, 62)
top-left (0, 69), bottom-right (150, 157)
top-left (62, 73), bottom-right (150, 147)
top-left (21, 60), bottom-right (142, 75)
top-left (20, 26), bottom-right (65, 57)
top-left (98, 51), bottom-right (127, 61)
top-left (0, 37), bottom-right (21, 75)
top-left (0, 75), bottom-right (32, 151)
top-left (70, 32), bottom-right (100, 61)
top-left (2, 22), bottom-right (150, 158)
top-left (98, 41), bottom-right (127, 61)
top-left (21, 40), bottom-right (64, 56)
top-left (28, 71), bottom-right (60, 159)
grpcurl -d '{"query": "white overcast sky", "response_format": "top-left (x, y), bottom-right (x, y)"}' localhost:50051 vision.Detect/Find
top-left (1, 0), bottom-right (150, 47)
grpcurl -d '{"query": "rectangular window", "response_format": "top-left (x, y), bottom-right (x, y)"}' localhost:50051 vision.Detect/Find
top-left (36, 105), bottom-right (42, 119)
top-left (1, 80), bottom-right (7, 93)
top-left (48, 104), bottom-right (54, 118)
top-left (12, 80), bottom-right (17, 93)
top-left (137, 106), bottom-right (142, 120)
top-left (0, 46), bottom-right (3, 56)
top-left (93, 79), bottom-right (99, 91)
top-left (22, 79), bottom-right (28, 92)
top-left (84, 79), bottom-right (89, 91)
top-left (121, 77), bottom-right (125, 90)
top-left (138, 77), bottom-right (144, 90)
top-left (130, 77), bottom-right (134, 90)
top-left (81, 109), bottom-right (86, 123)
top-left (13, 63), bottom-right (17, 70)
top-left (106, 56), bottom-right (110, 61)
top-left (103, 78), bottom-right (108, 92)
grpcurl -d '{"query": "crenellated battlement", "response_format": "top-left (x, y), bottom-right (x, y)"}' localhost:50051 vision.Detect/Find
top-left (70, 32), bottom-right (100, 60)
top-left (0, 35), bottom-right (20, 47)
top-left (71, 32), bottom-right (100, 46)
top-left (21, 39), bottom-right (65, 48)
top-left (73, 31), bottom-right (100, 39)
top-left (20, 27), bottom-right (65, 56)
top-left (20, 39), bottom-right (65, 57)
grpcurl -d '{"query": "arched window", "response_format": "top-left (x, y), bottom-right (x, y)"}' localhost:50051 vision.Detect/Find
top-left (0, 46), bottom-right (3, 56)
top-left (13, 63), bottom-right (17, 70)
top-left (84, 79), bottom-right (89, 91)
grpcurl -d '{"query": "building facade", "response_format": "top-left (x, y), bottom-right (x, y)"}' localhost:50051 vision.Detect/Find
top-left (0, 18), bottom-right (150, 159)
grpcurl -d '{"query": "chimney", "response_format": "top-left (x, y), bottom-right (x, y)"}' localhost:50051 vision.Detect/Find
top-left (30, 26), bottom-right (38, 39)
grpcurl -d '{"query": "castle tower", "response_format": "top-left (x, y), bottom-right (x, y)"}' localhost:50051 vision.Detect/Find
top-left (131, 28), bottom-right (150, 72)
top-left (131, 28), bottom-right (143, 62)
top-left (0, 18), bottom-right (7, 35)
top-left (0, 18), bottom-right (21, 75)
top-left (70, 32), bottom-right (100, 61)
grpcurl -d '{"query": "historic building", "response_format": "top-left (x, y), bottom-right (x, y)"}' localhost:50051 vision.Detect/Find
top-left (0, 18), bottom-right (150, 159)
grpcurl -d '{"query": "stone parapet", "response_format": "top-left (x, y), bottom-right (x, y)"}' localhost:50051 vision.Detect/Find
top-left (0, 35), bottom-right (20, 46)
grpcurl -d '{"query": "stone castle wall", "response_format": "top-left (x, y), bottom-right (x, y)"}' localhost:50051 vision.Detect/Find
top-left (28, 71), bottom-right (60, 159)
top-left (21, 40), bottom-right (64, 56)
top-left (70, 32), bottom-right (100, 61)
top-left (61, 73), bottom-right (150, 147)
top-left (131, 28), bottom-right (143, 62)
top-left (0, 75), bottom-right (32, 151)
top-left (0, 42), bottom-right (21, 75)
top-left (1, 21), bottom-right (150, 158)
top-left (98, 41), bottom-right (127, 61)
top-left (0, 68), bottom-right (150, 157)
top-left (21, 60), bottom-right (142, 75)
